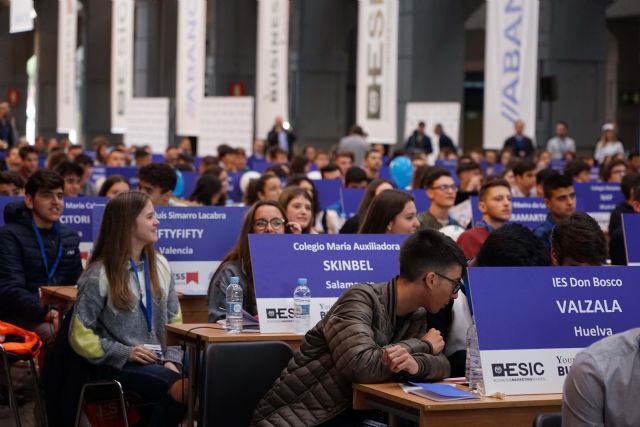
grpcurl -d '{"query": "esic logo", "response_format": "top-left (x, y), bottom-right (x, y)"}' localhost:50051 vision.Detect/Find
top-left (175, 272), bottom-right (199, 284)
top-left (491, 362), bottom-right (545, 377)
top-left (266, 308), bottom-right (294, 320)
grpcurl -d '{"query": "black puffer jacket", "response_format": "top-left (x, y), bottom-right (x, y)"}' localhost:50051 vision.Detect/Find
top-left (252, 278), bottom-right (450, 426)
top-left (0, 201), bottom-right (82, 323)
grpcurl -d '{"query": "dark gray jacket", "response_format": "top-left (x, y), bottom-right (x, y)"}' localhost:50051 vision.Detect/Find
top-left (252, 278), bottom-right (450, 426)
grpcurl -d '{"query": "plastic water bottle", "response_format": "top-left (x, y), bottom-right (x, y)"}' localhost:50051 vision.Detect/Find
top-left (465, 323), bottom-right (484, 394)
top-left (293, 278), bottom-right (311, 334)
top-left (225, 276), bottom-right (243, 334)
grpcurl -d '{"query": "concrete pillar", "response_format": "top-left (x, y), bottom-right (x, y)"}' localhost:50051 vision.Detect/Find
top-left (34, 0), bottom-right (60, 140)
top-left (537, 0), bottom-right (608, 153)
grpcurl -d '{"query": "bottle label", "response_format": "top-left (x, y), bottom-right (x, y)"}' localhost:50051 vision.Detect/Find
top-left (294, 304), bottom-right (310, 316)
top-left (226, 302), bottom-right (242, 314)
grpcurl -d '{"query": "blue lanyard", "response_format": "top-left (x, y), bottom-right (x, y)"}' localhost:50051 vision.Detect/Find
top-left (32, 221), bottom-right (63, 282)
top-left (129, 254), bottom-right (153, 332)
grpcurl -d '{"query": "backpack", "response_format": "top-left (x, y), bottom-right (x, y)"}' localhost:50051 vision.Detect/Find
top-left (0, 320), bottom-right (42, 358)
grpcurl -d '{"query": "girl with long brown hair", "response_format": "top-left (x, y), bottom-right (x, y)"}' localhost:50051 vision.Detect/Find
top-left (69, 191), bottom-right (187, 426)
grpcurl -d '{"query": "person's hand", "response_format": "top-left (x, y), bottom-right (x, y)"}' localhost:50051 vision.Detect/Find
top-left (287, 221), bottom-right (303, 234)
top-left (467, 174), bottom-right (483, 192)
top-left (0, 140), bottom-right (8, 150)
top-left (164, 361), bottom-right (180, 373)
top-left (128, 345), bottom-right (158, 364)
top-left (383, 345), bottom-right (419, 375)
top-left (44, 309), bottom-right (60, 335)
top-left (422, 328), bottom-right (445, 354)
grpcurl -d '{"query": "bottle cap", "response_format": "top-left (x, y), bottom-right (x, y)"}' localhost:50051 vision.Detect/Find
top-left (298, 278), bottom-right (307, 286)
top-left (230, 276), bottom-right (239, 284)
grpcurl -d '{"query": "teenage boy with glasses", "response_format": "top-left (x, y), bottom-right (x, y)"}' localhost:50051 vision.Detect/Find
top-left (418, 168), bottom-right (462, 231)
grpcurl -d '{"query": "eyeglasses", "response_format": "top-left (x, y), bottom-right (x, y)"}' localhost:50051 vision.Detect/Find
top-left (254, 218), bottom-right (286, 230)
top-left (434, 272), bottom-right (464, 294)
top-left (430, 184), bottom-right (457, 192)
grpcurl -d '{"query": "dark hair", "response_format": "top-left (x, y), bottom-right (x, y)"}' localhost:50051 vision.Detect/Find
top-left (135, 148), bottom-right (151, 160)
top-left (556, 120), bottom-right (568, 128)
top-left (543, 174), bottom-right (574, 199)
top-left (285, 175), bottom-right (320, 214)
top-left (217, 144), bottom-right (235, 158)
top-left (336, 151), bottom-right (355, 162)
top-left (563, 160), bottom-right (590, 180)
top-left (424, 168), bottom-right (452, 189)
top-left (267, 146), bottom-right (287, 161)
top-left (476, 224), bottom-right (551, 266)
top-left (217, 200), bottom-right (288, 315)
top-left (620, 172), bottom-right (640, 200)
top-left (264, 164), bottom-right (289, 180)
top-left (345, 166), bottom-right (368, 186)
top-left (552, 212), bottom-right (606, 266)
top-left (25, 169), bottom-right (64, 197)
top-left (399, 229), bottom-right (467, 282)
top-left (54, 161), bottom-right (84, 178)
top-left (19, 145), bottom-right (37, 160)
top-left (245, 173), bottom-right (280, 205)
top-left (138, 163), bottom-right (177, 193)
top-left (512, 159), bottom-right (536, 177)
top-left (536, 168), bottom-right (559, 185)
top-left (289, 155), bottom-right (310, 175)
top-left (320, 164), bottom-right (340, 177)
top-left (200, 155), bottom-right (219, 169)
top-left (364, 149), bottom-right (380, 160)
top-left (412, 165), bottom-right (433, 190)
top-left (601, 159), bottom-right (627, 181)
top-left (357, 179), bottom-right (394, 219)
top-left (359, 190), bottom-right (414, 234)
top-left (189, 174), bottom-right (223, 206)
top-left (98, 174), bottom-right (130, 197)
top-left (279, 186), bottom-right (315, 233)
top-left (456, 161), bottom-right (481, 177)
top-left (0, 171), bottom-right (24, 188)
top-left (46, 151), bottom-right (70, 169)
top-left (74, 153), bottom-right (94, 167)
top-left (478, 178), bottom-right (511, 201)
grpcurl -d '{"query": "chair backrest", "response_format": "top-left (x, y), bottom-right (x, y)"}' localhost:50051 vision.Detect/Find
top-left (201, 341), bottom-right (294, 427)
top-left (532, 412), bottom-right (562, 427)
top-left (75, 380), bottom-right (129, 427)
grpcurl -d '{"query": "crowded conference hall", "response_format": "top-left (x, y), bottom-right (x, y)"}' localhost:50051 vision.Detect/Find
top-left (0, 1), bottom-right (639, 426)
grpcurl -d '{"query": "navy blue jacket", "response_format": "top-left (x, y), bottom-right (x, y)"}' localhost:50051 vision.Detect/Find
top-left (0, 201), bottom-right (82, 323)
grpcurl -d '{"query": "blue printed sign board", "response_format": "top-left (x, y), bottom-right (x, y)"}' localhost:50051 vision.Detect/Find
top-left (249, 234), bottom-right (408, 333)
top-left (409, 190), bottom-right (431, 214)
top-left (621, 214), bottom-right (640, 266)
top-left (549, 159), bottom-right (566, 172)
top-left (314, 179), bottom-right (343, 211)
top-left (151, 153), bottom-right (165, 163)
top-left (92, 206), bottom-right (246, 295)
top-left (227, 171), bottom-right (245, 203)
top-left (89, 166), bottom-right (106, 188)
top-left (435, 160), bottom-right (459, 184)
top-left (341, 188), bottom-right (365, 219)
top-left (106, 167), bottom-right (139, 189)
top-left (181, 172), bottom-right (200, 200)
top-left (590, 167), bottom-right (600, 182)
top-left (469, 266), bottom-right (640, 395)
top-left (469, 196), bottom-right (547, 229)
top-left (574, 182), bottom-right (623, 229)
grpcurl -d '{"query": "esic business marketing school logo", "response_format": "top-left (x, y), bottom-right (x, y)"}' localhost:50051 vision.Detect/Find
top-left (175, 272), bottom-right (199, 286)
top-left (491, 362), bottom-right (546, 382)
top-left (266, 307), bottom-right (294, 321)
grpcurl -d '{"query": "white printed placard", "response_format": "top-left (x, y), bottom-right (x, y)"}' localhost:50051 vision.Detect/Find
top-left (404, 102), bottom-right (461, 159)
top-left (483, 0), bottom-right (539, 149)
top-left (255, 0), bottom-right (290, 139)
top-left (199, 97), bottom-right (254, 155)
top-left (124, 98), bottom-right (170, 153)
top-left (110, 0), bottom-right (135, 133)
top-left (356, 0), bottom-right (399, 144)
top-left (57, 0), bottom-right (78, 133)
top-left (10, 0), bottom-right (34, 33)
top-left (176, 0), bottom-right (206, 136)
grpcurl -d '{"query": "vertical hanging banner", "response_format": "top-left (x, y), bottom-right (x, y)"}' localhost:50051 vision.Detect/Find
top-left (255, 0), bottom-right (290, 139)
top-left (483, 0), bottom-right (539, 149)
top-left (57, 0), bottom-right (78, 133)
top-left (176, 0), bottom-right (206, 136)
top-left (10, 0), bottom-right (34, 33)
top-left (356, 0), bottom-right (399, 144)
top-left (110, 0), bottom-right (135, 133)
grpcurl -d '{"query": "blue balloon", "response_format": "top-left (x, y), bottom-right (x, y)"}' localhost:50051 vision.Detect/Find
top-left (173, 169), bottom-right (184, 197)
top-left (389, 156), bottom-right (413, 189)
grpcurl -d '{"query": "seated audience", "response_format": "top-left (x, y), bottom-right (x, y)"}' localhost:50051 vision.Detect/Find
top-left (74, 153), bottom-right (96, 196)
top-left (253, 229), bottom-right (466, 426)
top-left (594, 123), bottom-right (624, 164)
top-left (610, 181), bottom-right (640, 265)
top-left (208, 200), bottom-right (301, 322)
top-left (418, 168), bottom-right (462, 231)
top-left (608, 172), bottom-right (640, 236)
top-left (138, 163), bottom-right (178, 207)
top-left (551, 212), bottom-right (607, 266)
top-left (358, 190), bottom-right (419, 234)
top-left (189, 174), bottom-right (224, 206)
top-left (563, 328), bottom-right (640, 426)
top-left (533, 174), bottom-right (576, 250)
top-left (54, 160), bottom-right (84, 197)
top-left (98, 174), bottom-right (131, 199)
top-left (279, 186), bottom-right (315, 234)
top-left (344, 166), bottom-right (368, 189)
top-left (563, 159), bottom-right (592, 183)
top-left (455, 161), bottom-right (483, 204)
top-left (0, 170), bottom-right (82, 347)
top-left (0, 170), bottom-right (24, 196)
top-left (363, 149), bottom-right (383, 181)
top-left (601, 158), bottom-right (628, 183)
top-left (535, 168), bottom-right (559, 198)
top-left (457, 178), bottom-right (513, 259)
top-left (511, 159), bottom-right (537, 197)
top-left (340, 179), bottom-right (393, 234)
top-left (69, 191), bottom-right (187, 425)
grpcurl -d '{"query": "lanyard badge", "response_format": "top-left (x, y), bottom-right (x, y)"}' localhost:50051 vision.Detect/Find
top-left (32, 221), bottom-right (63, 282)
top-left (129, 254), bottom-right (153, 332)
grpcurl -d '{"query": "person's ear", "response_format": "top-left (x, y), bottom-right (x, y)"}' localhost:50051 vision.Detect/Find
top-left (550, 248), bottom-right (560, 266)
top-left (24, 194), bottom-right (34, 210)
top-left (478, 200), bottom-right (487, 215)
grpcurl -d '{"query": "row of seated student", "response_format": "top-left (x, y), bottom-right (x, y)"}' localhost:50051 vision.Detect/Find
top-left (0, 164), bottom-right (633, 426)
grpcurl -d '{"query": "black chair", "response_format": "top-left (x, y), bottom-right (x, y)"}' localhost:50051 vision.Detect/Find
top-left (74, 380), bottom-right (129, 427)
top-left (200, 341), bottom-right (294, 427)
top-left (533, 412), bottom-right (562, 427)
top-left (0, 344), bottom-right (46, 427)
